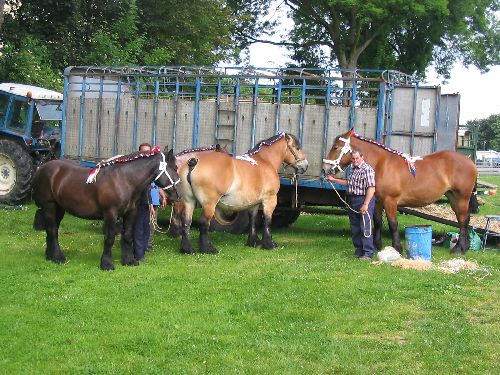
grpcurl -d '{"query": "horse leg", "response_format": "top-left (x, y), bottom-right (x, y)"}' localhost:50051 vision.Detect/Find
top-left (384, 200), bottom-right (402, 253)
top-left (180, 201), bottom-right (195, 254)
top-left (246, 207), bottom-right (260, 247)
top-left (446, 191), bottom-right (471, 254)
top-left (43, 202), bottom-right (67, 264)
top-left (373, 201), bottom-right (384, 250)
top-left (168, 200), bottom-right (184, 238)
top-left (121, 211), bottom-right (139, 267)
top-left (261, 196), bottom-right (278, 249)
top-left (199, 204), bottom-right (218, 254)
top-left (100, 213), bottom-right (118, 271)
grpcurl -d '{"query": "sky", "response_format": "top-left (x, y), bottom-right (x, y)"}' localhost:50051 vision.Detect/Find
top-left (247, 42), bottom-right (500, 125)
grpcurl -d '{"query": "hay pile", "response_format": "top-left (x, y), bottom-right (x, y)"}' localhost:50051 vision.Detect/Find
top-left (373, 256), bottom-right (487, 276)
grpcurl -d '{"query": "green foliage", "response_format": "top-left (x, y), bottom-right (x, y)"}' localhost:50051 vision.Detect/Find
top-left (278, 0), bottom-right (499, 77)
top-left (0, 37), bottom-right (62, 91)
top-left (469, 114), bottom-right (500, 151)
top-left (0, 202), bottom-right (498, 373)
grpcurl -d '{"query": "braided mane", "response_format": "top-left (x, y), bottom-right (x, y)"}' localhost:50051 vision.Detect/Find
top-left (86, 146), bottom-right (161, 184)
top-left (351, 132), bottom-right (421, 176)
top-left (245, 132), bottom-right (286, 156)
top-left (176, 144), bottom-right (221, 157)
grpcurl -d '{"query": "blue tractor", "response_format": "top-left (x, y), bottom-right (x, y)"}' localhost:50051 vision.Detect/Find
top-left (0, 83), bottom-right (63, 204)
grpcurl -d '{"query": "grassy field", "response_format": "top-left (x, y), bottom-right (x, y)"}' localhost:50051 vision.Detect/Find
top-left (0, 179), bottom-right (498, 374)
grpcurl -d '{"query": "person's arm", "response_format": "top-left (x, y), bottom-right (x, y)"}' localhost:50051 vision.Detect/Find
top-left (159, 188), bottom-right (167, 208)
top-left (326, 175), bottom-right (348, 186)
top-left (360, 186), bottom-right (375, 214)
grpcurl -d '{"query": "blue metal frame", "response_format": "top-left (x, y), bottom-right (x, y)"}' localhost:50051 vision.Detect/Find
top-left (62, 66), bottom-right (422, 192)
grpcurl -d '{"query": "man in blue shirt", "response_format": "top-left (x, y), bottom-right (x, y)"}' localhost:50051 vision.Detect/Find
top-left (147, 182), bottom-right (167, 250)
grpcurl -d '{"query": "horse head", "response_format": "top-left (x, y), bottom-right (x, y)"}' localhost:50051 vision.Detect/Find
top-left (154, 147), bottom-right (182, 201)
top-left (284, 133), bottom-right (308, 174)
top-left (322, 131), bottom-right (354, 176)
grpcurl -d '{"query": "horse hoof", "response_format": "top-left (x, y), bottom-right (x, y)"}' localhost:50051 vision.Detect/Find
top-left (201, 247), bottom-right (218, 254)
top-left (123, 258), bottom-right (139, 266)
top-left (262, 241), bottom-right (277, 250)
top-left (100, 263), bottom-right (115, 271)
top-left (450, 247), bottom-right (463, 255)
top-left (246, 238), bottom-right (261, 247)
top-left (180, 248), bottom-right (194, 254)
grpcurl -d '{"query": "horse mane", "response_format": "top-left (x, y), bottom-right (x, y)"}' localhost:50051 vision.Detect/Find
top-left (86, 147), bottom-right (161, 184)
top-left (244, 132), bottom-right (287, 156)
top-left (175, 144), bottom-right (222, 157)
top-left (351, 132), bottom-right (421, 176)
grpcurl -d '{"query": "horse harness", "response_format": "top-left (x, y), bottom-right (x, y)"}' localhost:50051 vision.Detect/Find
top-left (322, 135), bottom-right (352, 173)
top-left (154, 151), bottom-right (180, 190)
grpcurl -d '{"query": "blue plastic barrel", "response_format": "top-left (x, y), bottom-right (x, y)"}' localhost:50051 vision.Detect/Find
top-left (405, 225), bottom-right (432, 260)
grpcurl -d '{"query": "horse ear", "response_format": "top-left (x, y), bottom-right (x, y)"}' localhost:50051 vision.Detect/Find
top-left (167, 148), bottom-right (175, 161)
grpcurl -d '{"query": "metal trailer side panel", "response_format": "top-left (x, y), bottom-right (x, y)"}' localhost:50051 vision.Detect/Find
top-left (436, 94), bottom-right (460, 151)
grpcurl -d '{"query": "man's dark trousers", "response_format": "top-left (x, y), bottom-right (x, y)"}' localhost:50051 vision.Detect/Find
top-left (133, 204), bottom-right (150, 260)
top-left (347, 195), bottom-right (375, 258)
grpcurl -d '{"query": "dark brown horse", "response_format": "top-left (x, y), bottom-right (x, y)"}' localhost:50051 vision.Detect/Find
top-left (32, 148), bottom-right (181, 270)
top-left (322, 130), bottom-right (477, 254)
top-left (178, 132), bottom-right (308, 254)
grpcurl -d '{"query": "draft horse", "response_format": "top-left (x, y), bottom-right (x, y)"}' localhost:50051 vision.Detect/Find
top-left (32, 147), bottom-right (181, 270)
top-left (322, 130), bottom-right (477, 254)
top-left (178, 132), bottom-right (308, 254)
top-left (168, 144), bottom-right (225, 238)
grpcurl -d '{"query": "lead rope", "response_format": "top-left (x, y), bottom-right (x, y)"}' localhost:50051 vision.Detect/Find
top-left (327, 181), bottom-right (372, 238)
top-left (150, 208), bottom-right (168, 234)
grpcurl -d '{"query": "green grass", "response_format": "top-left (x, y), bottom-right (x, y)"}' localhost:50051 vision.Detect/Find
top-left (0, 200), bottom-right (498, 374)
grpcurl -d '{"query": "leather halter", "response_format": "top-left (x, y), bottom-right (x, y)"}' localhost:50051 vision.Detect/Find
top-left (322, 136), bottom-right (352, 173)
top-left (284, 135), bottom-right (305, 164)
top-left (154, 151), bottom-right (181, 190)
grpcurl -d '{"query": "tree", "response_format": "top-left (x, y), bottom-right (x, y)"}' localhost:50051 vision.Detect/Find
top-left (240, 0), bottom-right (499, 79)
top-left (138, 0), bottom-right (242, 66)
top-left (470, 114), bottom-right (500, 151)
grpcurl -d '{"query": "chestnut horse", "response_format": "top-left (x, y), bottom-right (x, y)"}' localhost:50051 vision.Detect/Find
top-left (178, 132), bottom-right (308, 254)
top-left (32, 148), bottom-right (181, 270)
top-left (168, 144), bottom-right (225, 238)
top-left (322, 131), bottom-right (477, 254)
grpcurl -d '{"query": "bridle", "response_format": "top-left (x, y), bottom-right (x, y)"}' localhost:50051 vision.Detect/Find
top-left (284, 135), bottom-right (305, 165)
top-left (154, 151), bottom-right (180, 190)
top-left (322, 136), bottom-right (352, 173)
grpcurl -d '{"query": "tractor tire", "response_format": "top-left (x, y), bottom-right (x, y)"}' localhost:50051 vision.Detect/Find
top-left (209, 208), bottom-right (250, 234)
top-left (0, 139), bottom-right (34, 205)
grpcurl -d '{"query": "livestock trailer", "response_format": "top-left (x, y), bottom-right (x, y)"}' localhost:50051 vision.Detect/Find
top-left (61, 66), bottom-right (460, 231)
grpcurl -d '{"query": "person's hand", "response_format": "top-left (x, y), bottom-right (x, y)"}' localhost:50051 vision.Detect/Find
top-left (326, 175), bottom-right (335, 182)
top-left (161, 196), bottom-right (167, 208)
top-left (149, 204), bottom-right (155, 217)
top-left (360, 204), bottom-right (368, 214)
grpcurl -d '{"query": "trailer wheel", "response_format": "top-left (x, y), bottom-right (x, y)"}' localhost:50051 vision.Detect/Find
top-left (210, 208), bottom-right (250, 234)
top-left (0, 139), bottom-right (34, 205)
top-left (271, 208), bottom-right (301, 228)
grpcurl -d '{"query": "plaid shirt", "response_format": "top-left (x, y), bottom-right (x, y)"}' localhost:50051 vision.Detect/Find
top-left (348, 161), bottom-right (376, 196)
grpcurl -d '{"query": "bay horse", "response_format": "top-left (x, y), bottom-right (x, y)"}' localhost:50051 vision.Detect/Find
top-left (322, 130), bottom-right (477, 254)
top-left (178, 132), bottom-right (308, 254)
top-left (32, 147), bottom-right (181, 270)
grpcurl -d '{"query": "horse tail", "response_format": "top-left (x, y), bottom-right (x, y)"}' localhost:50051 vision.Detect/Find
top-left (469, 182), bottom-right (479, 214)
top-left (33, 209), bottom-right (46, 230)
top-left (187, 157), bottom-right (198, 185)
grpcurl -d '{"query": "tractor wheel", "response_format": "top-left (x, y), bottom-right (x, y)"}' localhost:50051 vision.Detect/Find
top-left (209, 208), bottom-right (250, 234)
top-left (0, 139), bottom-right (34, 205)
